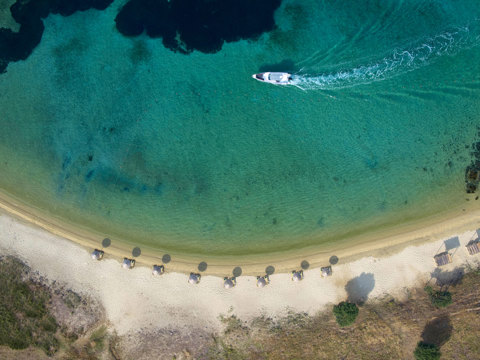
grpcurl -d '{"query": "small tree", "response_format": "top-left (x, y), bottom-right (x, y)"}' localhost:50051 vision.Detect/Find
top-left (424, 286), bottom-right (452, 308)
top-left (333, 301), bottom-right (359, 327)
top-left (414, 342), bottom-right (441, 360)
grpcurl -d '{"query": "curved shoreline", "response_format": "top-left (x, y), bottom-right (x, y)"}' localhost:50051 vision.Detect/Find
top-left (1, 188), bottom-right (480, 276)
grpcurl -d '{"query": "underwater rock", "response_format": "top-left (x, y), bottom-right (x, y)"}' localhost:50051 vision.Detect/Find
top-left (465, 139), bottom-right (480, 194)
top-left (466, 167), bottom-right (480, 182)
top-left (1, 0), bottom-right (281, 73)
top-left (115, 0), bottom-right (282, 54)
top-left (0, 0), bottom-right (113, 73)
top-left (466, 181), bottom-right (477, 194)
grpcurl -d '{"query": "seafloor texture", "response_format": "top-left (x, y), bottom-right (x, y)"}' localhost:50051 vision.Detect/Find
top-left (0, 0), bottom-right (113, 73)
top-left (114, 0), bottom-right (282, 54)
top-left (0, 0), bottom-right (479, 256)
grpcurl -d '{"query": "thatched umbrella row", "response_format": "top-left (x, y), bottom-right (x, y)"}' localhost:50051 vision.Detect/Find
top-left (90, 249), bottom-right (334, 287)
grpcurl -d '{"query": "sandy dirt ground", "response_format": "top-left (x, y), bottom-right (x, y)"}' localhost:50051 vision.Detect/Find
top-left (1, 211), bottom-right (480, 340)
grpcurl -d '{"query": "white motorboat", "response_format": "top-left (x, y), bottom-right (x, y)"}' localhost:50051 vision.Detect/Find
top-left (252, 72), bottom-right (292, 85)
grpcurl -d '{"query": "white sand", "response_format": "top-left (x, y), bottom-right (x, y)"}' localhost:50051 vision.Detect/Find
top-left (1, 211), bottom-right (479, 336)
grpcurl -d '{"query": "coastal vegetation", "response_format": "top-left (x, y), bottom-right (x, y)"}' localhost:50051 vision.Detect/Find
top-left (332, 301), bottom-right (359, 327)
top-left (0, 256), bottom-right (58, 355)
top-left (0, 256), bottom-right (109, 359)
top-left (208, 265), bottom-right (480, 360)
top-left (2, 255), bottom-right (480, 359)
top-left (424, 286), bottom-right (452, 308)
top-left (414, 342), bottom-right (441, 360)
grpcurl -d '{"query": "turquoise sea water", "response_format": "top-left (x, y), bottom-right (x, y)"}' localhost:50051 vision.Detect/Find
top-left (0, 0), bottom-right (480, 256)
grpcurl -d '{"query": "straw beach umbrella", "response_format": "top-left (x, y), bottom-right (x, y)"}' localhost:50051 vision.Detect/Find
top-left (291, 270), bottom-right (304, 282)
top-left (122, 257), bottom-right (135, 269)
top-left (189, 272), bottom-right (201, 284)
top-left (152, 265), bottom-right (165, 275)
top-left (223, 277), bottom-right (236, 289)
top-left (91, 249), bottom-right (104, 260)
top-left (321, 266), bottom-right (332, 277)
top-left (256, 275), bottom-right (270, 288)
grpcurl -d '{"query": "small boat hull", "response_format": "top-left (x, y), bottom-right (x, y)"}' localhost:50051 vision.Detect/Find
top-left (252, 72), bottom-right (292, 85)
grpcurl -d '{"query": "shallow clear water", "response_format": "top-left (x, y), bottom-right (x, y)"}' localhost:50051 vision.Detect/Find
top-left (0, 0), bottom-right (480, 256)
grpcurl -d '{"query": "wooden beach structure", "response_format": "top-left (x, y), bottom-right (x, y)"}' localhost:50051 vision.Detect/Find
top-left (122, 257), bottom-right (135, 269)
top-left (321, 266), bottom-right (332, 277)
top-left (223, 277), bottom-right (236, 289)
top-left (291, 270), bottom-right (304, 282)
top-left (434, 252), bottom-right (452, 267)
top-left (256, 275), bottom-right (270, 288)
top-left (152, 264), bottom-right (165, 275)
top-left (188, 272), bottom-right (201, 284)
top-left (91, 249), bottom-right (104, 260)
top-left (466, 239), bottom-right (480, 255)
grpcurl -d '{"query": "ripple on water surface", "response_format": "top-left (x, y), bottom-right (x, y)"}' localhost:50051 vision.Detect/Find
top-left (0, 0), bottom-right (479, 256)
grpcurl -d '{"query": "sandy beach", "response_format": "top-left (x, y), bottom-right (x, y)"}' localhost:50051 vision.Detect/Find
top-left (1, 197), bottom-right (480, 337)
top-left (1, 188), bottom-right (480, 276)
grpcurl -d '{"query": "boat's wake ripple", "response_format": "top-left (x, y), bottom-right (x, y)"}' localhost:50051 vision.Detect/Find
top-left (291, 21), bottom-right (480, 91)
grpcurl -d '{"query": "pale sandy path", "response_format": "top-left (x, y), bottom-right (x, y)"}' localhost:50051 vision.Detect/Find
top-left (1, 212), bottom-right (479, 336)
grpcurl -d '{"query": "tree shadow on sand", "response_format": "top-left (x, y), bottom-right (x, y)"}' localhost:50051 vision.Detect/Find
top-left (430, 267), bottom-right (464, 287)
top-left (421, 314), bottom-right (453, 347)
top-left (345, 273), bottom-right (375, 305)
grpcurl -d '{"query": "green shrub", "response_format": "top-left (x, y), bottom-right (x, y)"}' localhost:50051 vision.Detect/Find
top-left (333, 301), bottom-right (359, 327)
top-left (40, 316), bottom-right (57, 332)
top-left (90, 325), bottom-right (108, 351)
top-left (414, 342), bottom-right (441, 360)
top-left (8, 337), bottom-right (30, 350)
top-left (424, 286), bottom-right (452, 308)
top-left (0, 257), bottom-right (59, 355)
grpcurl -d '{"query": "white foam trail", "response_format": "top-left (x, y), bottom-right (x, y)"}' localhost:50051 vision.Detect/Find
top-left (292, 22), bottom-right (480, 91)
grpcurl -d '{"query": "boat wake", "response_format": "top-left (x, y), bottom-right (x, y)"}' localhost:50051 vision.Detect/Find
top-left (291, 21), bottom-right (480, 91)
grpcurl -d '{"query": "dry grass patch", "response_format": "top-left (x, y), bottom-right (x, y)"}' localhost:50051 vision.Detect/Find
top-left (209, 266), bottom-right (480, 360)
